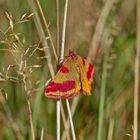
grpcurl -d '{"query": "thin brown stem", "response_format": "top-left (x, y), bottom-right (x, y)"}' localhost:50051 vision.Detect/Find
top-left (107, 118), bottom-right (114, 140)
top-left (27, 99), bottom-right (35, 140)
top-left (28, 0), bottom-right (55, 78)
top-left (36, 0), bottom-right (58, 63)
top-left (61, 103), bottom-right (71, 140)
top-left (40, 128), bottom-right (44, 140)
top-left (56, 0), bottom-right (60, 57)
top-left (134, 0), bottom-right (140, 139)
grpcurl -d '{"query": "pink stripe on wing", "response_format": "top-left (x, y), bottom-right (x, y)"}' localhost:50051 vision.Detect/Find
top-left (87, 64), bottom-right (93, 80)
top-left (45, 81), bottom-right (75, 93)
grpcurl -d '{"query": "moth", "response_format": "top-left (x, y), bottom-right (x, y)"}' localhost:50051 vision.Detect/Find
top-left (45, 51), bottom-right (94, 99)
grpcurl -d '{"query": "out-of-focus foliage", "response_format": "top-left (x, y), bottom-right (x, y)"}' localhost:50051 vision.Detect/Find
top-left (0, 0), bottom-right (137, 140)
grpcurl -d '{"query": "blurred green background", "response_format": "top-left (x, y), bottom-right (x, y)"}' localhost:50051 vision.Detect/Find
top-left (0, 0), bottom-right (138, 140)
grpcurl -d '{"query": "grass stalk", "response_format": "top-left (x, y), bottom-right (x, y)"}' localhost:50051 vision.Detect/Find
top-left (60, 0), bottom-right (68, 62)
top-left (60, 0), bottom-right (76, 139)
top-left (60, 103), bottom-right (71, 140)
top-left (62, 96), bottom-right (80, 140)
top-left (55, 12), bottom-right (61, 140)
top-left (28, 1), bottom-right (56, 140)
top-left (87, 0), bottom-right (118, 63)
top-left (97, 46), bottom-right (110, 140)
top-left (107, 118), bottom-right (114, 140)
top-left (40, 128), bottom-right (44, 140)
top-left (59, 0), bottom-right (76, 139)
top-left (66, 99), bottom-right (76, 140)
top-left (28, 0), bottom-right (55, 77)
top-left (36, 0), bottom-right (58, 63)
top-left (55, 0), bottom-right (70, 138)
top-left (27, 99), bottom-right (35, 140)
top-left (56, 0), bottom-right (60, 57)
top-left (57, 100), bottom-right (61, 140)
top-left (133, 0), bottom-right (140, 139)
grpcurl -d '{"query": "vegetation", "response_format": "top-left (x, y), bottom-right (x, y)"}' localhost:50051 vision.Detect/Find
top-left (0, 0), bottom-right (138, 140)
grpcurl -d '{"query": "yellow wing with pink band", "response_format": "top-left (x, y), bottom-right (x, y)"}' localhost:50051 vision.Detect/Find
top-left (45, 51), bottom-right (94, 99)
top-left (77, 56), bottom-right (94, 96)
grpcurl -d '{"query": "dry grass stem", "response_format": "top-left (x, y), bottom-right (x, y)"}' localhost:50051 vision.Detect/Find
top-left (107, 118), bottom-right (114, 140)
top-left (56, 0), bottom-right (60, 57)
top-left (60, 0), bottom-right (76, 139)
top-left (133, 0), bottom-right (140, 139)
top-left (40, 128), bottom-right (44, 140)
top-left (57, 100), bottom-right (61, 140)
top-left (27, 99), bottom-right (35, 140)
top-left (61, 103), bottom-right (71, 140)
top-left (28, 0), bottom-right (55, 78)
top-left (87, 0), bottom-right (118, 62)
top-left (60, 0), bottom-right (68, 61)
top-left (36, 0), bottom-right (58, 63)
top-left (66, 99), bottom-right (76, 140)
top-left (62, 96), bottom-right (80, 140)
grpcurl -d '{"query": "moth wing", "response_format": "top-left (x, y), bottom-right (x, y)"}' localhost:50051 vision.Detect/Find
top-left (78, 56), bottom-right (94, 95)
top-left (45, 57), bottom-right (81, 99)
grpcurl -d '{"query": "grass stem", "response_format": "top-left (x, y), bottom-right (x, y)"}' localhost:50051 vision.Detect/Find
top-left (66, 99), bottom-right (76, 140)
top-left (40, 128), bottom-right (44, 140)
top-left (97, 46), bottom-right (109, 140)
top-left (87, 0), bottom-right (118, 63)
top-left (36, 0), bottom-right (58, 63)
top-left (57, 100), bottom-right (61, 140)
top-left (133, 0), bottom-right (140, 139)
top-left (61, 103), bottom-right (71, 140)
top-left (62, 96), bottom-right (80, 140)
top-left (60, 0), bottom-right (68, 62)
top-left (56, 0), bottom-right (60, 57)
top-left (27, 99), bottom-right (35, 140)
